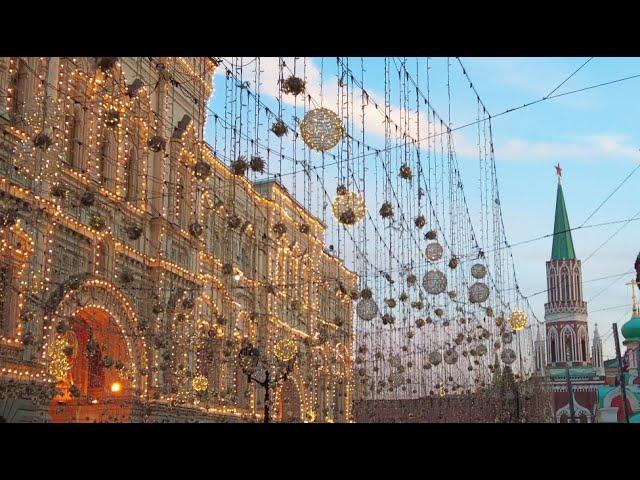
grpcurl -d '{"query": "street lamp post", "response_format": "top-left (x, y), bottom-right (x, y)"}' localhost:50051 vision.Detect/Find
top-left (238, 341), bottom-right (295, 424)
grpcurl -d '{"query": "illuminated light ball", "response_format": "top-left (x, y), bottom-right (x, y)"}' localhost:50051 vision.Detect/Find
top-left (300, 107), bottom-right (344, 152)
top-left (476, 344), bottom-right (488, 356)
top-left (425, 242), bottom-right (444, 262)
top-left (389, 372), bottom-right (405, 387)
top-left (471, 263), bottom-right (487, 279)
top-left (468, 282), bottom-right (490, 304)
top-left (110, 382), bottom-right (122, 393)
top-left (332, 186), bottom-right (366, 226)
top-left (389, 354), bottom-right (402, 368)
top-left (502, 331), bottom-right (513, 345)
top-left (444, 348), bottom-right (459, 365)
top-left (192, 375), bottom-right (209, 392)
top-left (508, 309), bottom-right (528, 331)
top-left (501, 348), bottom-right (517, 365)
top-left (357, 297), bottom-right (378, 321)
top-left (423, 270), bottom-right (447, 295)
top-left (274, 338), bottom-right (298, 362)
top-left (428, 351), bottom-right (442, 366)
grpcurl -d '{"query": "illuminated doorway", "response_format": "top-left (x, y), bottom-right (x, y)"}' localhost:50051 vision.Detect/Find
top-left (49, 307), bottom-right (134, 423)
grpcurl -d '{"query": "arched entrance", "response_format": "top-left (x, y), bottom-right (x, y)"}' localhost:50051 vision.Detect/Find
top-left (49, 307), bottom-right (135, 423)
top-left (278, 378), bottom-right (302, 423)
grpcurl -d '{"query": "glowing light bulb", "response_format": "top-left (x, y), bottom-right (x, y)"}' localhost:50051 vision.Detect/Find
top-left (232, 273), bottom-right (241, 282)
top-left (110, 382), bottom-right (122, 393)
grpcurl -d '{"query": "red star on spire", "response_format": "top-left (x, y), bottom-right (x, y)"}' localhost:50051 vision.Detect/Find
top-left (555, 163), bottom-right (562, 179)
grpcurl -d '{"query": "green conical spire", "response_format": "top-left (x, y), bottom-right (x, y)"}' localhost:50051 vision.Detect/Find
top-left (551, 180), bottom-right (576, 260)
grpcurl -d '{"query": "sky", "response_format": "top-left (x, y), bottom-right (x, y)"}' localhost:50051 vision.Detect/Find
top-left (207, 57), bottom-right (640, 360)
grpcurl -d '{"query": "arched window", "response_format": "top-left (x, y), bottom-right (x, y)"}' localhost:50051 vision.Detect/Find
top-left (10, 58), bottom-right (33, 127)
top-left (561, 268), bottom-right (570, 302)
top-left (100, 130), bottom-right (117, 191)
top-left (69, 103), bottom-right (86, 171)
top-left (561, 326), bottom-right (576, 362)
top-left (549, 275), bottom-right (556, 302)
top-left (549, 328), bottom-right (558, 363)
top-left (126, 146), bottom-right (140, 206)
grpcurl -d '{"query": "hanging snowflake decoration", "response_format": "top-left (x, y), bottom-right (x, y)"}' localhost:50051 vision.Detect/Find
top-left (120, 270), bottom-right (134, 284)
top-left (422, 270), bottom-right (447, 295)
top-left (231, 156), bottom-right (249, 176)
top-left (332, 185), bottom-right (366, 226)
top-left (272, 222), bottom-right (287, 238)
top-left (471, 263), bottom-right (487, 279)
top-left (90, 214), bottom-right (106, 231)
top-left (50, 184), bottom-right (66, 199)
top-left (411, 300), bottom-right (424, 310)
top-left (299, 223), bottom-right (310, 234)
top-left (227, 215), bottom-right (242, 229)
top-left (425, 242), bottom-right (444, 262)
top-left (281, 75), bottom-right (306, 96)
top-left (468, 282), bottom-right (490, 304)
top-left (379, 202), bottom-right (393, 219)
top-left (148, 135), bottom-right (166, 152)
top-left (300, 107), bottom-right (344, 152)
top-left (80, 191), bottom-right (96, 207)
top-left (271, 119), bottom-right (288, 137)
top-left (189, 222), bottom-right (204, 237)
top-left (399, 164), bottom-right (413, 180)
top-left (444, 349), bottom-right (459, 365)
top-left (33, 131), bottom-right (52, 150)
top-left (125, 224), bottom-right (142, 240)
top-left (104, 105), bottom-right (121, 128)
top-left (194, 160), bottom-right (212, 180)
top-left (501, 348), bottom-right (517, 365)
top-left (381, 313), bottom-right (395, 325)
top-left (250, 155), bottom-right (266, 173)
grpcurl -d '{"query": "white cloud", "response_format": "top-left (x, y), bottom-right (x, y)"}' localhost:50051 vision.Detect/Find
top-left (490, 133), bottom-right (639, 163)
top-left (216, 57), bottom-right (448, 146)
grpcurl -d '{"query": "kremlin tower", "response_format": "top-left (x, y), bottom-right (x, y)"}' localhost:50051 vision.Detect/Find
top-left (539, 165), bottom-right (604, 422)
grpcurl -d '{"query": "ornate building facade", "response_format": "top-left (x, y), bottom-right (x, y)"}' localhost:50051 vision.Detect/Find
top-left (535, 169), bottom-right (604, 422)
top-left (0, 57), bottom-right (357, 422)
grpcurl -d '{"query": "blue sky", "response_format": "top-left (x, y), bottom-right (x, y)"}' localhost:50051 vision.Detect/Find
top-left (208, 57), bottom-right (640, 360)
